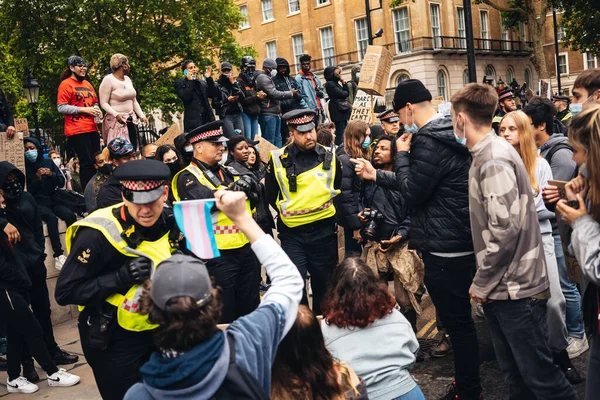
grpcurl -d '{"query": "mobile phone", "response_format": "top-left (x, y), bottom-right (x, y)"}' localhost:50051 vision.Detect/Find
top-left (548, 179), bottom-right (568, 200)
top-left (183, 70), bottom-right (188, 77)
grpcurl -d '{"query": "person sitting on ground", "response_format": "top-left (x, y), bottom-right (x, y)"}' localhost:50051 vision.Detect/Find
top-left (272, 305), bottom-right (367, 400)
top-left (141, 143), bottom-right (158, 159)
top-left (96, 137), bottom-right (136, 209)
top-left (23, 137), bottom-right (76, 270)
top-left (83, 149), bottom-right (113, 213)
top-left (0, 189), bottom-right (81, 394)
top-left (124, 190), bottom-right (304, 399)
top-left (68, 157), bottom-right (83, 194)
top-left (48, 150), bottom-right (71, 190)
top-left (321, 257), bottom-right (424, 400)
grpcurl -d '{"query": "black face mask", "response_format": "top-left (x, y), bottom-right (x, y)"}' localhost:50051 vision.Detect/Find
top-left (242, 69), bottom-right (255, 86)
top-left (0, 207), bottom-right (6, 219)
top-left (3, 179), bottom-right (23, 199)
top-left (183, 150), bottom-right (193, 163)
top-left (98, 164), bottom-right (113, 175)
top-left (166, 162), bottom-right (182, 176)
top-left (74, 74), bottom-right (86, 82)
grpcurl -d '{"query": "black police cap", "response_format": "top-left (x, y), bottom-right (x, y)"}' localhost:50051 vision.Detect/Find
top-left (113, 159), bottom-right (170, 204)
top-left (185, 121), bottom-right (228, 144)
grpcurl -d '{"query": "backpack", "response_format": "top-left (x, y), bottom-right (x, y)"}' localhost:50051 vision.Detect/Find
top-left (543, 142), bottom-right (578, 180)
top-left (212, 333), bottom-right (269, 400)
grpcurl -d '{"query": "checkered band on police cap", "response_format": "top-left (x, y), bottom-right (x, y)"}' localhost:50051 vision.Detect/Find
top-left (189, 128), bottom-right (224, 144)
top-left (288, 114), bottom-right (315, 126)
top-left (121, 180), bottom-right (166, 192)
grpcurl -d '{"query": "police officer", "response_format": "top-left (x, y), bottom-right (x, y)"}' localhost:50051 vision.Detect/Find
top-left (377, 109), bottom-right (401, 136)
top-left (172, 120), bottom-right (261, 323)
top-left (553, 94), bottom-right (572, 126)
top-left (55, 159), bottom-right (177, 400)
top-left (492, 88), bottom-right (517, 134)
top-left (265, 109), bottom-right (341, 314)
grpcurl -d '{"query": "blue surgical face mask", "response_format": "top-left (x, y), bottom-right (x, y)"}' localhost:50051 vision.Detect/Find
top-left (356, 73), bottom-right (360, 80)
top-left (580, 163), bottom-right (590, 179)
top-left (404, 108), bottom-right (418, 134)
top-left (361, 136), bottom-right (371, 149)
top-left (570, 103), bottom-right (583, 117)
top-left (25, 150), bottom-right (38, 162)
top-left (453, 115), bottom-right (467, 147)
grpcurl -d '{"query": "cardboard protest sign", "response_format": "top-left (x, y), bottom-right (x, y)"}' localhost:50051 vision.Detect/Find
top-left (155, 124), bottom-right (181, 146)
top-left (258, 137), bottom-right (278, 162)
top-left (357, 46), bottom-right (392, 96)
top-left (0, 131), bottom-right (26, 176)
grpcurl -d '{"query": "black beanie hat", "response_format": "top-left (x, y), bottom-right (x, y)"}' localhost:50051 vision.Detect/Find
top-left (393, 79), bottom-right (433, 111)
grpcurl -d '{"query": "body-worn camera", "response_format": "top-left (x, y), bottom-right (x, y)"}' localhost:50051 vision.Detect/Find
top-left (363, 209), bottom-right (383, 238)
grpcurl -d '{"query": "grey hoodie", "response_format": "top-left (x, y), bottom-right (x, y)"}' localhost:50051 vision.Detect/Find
top-left (255, 71), bottom-right (294, 116)
top-left (539, 133), bottom-right (577, 182)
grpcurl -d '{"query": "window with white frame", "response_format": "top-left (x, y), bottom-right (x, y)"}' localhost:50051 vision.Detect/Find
top-left (520, 22), bottom-right (528, 42)
top-left (524, 68), bottom-right (531, 86)
top-left (355, 18), bottom-right (369, 61)
top-left (317, 0), bottom-right (330, 5)
top-left (266, 41), bottom-right (277, 59)
top-left (398, 73), bottom-right (410, 83)
top-left (463, 69), bottom-right (469, 85)
top-left (261, 0), bottom-right (274, 22)
top-left (320, 27), bottom-right (335, 67)
top-left (239, 6), bottom-right (250, 29)
top-left (292, 34), bottom-right (304, 73)
top-left (557, 26), bottom-right (564, 42)
top-left (584, 52), bottom-right (598, 70)
top-left (437, 70), bottom-right (448, 100)
top-left (480, 11), bottom-right (489, 50)
top-left (393, 8), bottom-right (411, 54)
top-left (430, 4), bottom-right (441, 48)
top-left (558, 53), bottom-right (568, 75)
top-left (457, 8), bottom-right (466, 49)
top-left (501, 19), bottom-right (509, 51)
top-left (288, 0), bottom-right (300, 14)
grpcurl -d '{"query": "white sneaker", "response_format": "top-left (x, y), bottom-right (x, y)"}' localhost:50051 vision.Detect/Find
top-left (7, 376), bottom-right (39, 393)
top-left (567, 336), bottom-right (589, 359)
top-left (47, 368), bottom-right (81, 387)
top-left (54, 255), bottom-right (67, 271)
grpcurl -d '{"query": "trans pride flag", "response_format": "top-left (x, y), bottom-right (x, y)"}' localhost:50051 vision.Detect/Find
top-left (173, 199), bottom-right (220, 259)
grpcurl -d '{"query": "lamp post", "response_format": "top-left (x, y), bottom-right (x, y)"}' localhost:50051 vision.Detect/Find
top-left (365, 0), bottom-right (384, 45)
top-left (23, 69), bottom-right (41, 139)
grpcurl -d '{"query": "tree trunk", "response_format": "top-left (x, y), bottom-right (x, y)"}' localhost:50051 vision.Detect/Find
top-left (528, 13), bottom-right (549, 79)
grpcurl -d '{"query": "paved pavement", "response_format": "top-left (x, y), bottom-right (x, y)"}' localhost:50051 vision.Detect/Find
top-left (0, 295), bottom-right (590, 399)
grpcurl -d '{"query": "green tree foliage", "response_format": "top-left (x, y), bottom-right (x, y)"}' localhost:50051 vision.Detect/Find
top-left (556, 0), bottom-right (600, 57)
top-left (0, 0), bottom-right (255, 140)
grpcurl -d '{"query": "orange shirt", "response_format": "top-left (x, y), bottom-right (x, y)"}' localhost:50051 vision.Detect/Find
top-left (57, 78), bottom-right (99, 136)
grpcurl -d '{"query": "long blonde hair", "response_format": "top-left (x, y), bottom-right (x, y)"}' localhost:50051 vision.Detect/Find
top-left (502, 110), bottom-right (539, 193)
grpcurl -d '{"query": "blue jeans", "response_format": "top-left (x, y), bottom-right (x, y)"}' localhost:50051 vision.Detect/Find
top-left (554, 234), bottom-right (585, 338)
top-left (241, 112), bottom-right (259, 140)
top-left (259, 114), bottom-right (281, 147)
top-left (393, 385), bottom-right (426, 400)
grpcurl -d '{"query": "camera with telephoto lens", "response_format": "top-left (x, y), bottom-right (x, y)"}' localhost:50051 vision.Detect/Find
top-left (362, 209), bottom-right (383, 238)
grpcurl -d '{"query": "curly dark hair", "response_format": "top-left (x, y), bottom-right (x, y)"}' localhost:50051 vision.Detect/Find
top-left (322, 257), bottom-right (395, 329)
top-left (140, 279), bottom-right (223, 352)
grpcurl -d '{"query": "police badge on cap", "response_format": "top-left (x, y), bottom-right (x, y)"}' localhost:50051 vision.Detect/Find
top-left (113, 160), bottom-right (170, 204)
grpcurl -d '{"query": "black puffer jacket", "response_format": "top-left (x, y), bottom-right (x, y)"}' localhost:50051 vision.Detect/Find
top-left (272, 58), bottom-right (306, 114)
top-left (324, 66), bottom-right (351, 123)
top-left (335, 146), bottom-right (363, 230)
top-left (376, 116), bottom-right (473, 253)
top-left (237, 72), bottom-right (261, 117)
top-left (212, 75), bottom-right (244, 118)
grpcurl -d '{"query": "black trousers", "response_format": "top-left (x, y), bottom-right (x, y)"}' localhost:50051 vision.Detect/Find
top-left (27, 267), bottom-right (59, 355)
top-left (38, 203), bottom-right (77, 258)
top-left (206, 244), bottom-right (260, 324)
top-left (0, 289), bottom-right (58, 380)
top-left (68, 131), bottom-right (100, 189)
top-left (279, 219), bottom-right (338, 315)
top-left (78, 312), bottom-right (154, 400)
top-left (422, 252), bottom-right (482, 398)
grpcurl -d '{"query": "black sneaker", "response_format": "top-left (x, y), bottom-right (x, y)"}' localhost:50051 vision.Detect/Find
top-left (564, 366), bottom-right (585, 384)
top-left (439, 381), bottom-right (484, 400)
top-left (22, 359), bottom-right (40, 383)
top-left (50, 348), bottom-right (79, 365)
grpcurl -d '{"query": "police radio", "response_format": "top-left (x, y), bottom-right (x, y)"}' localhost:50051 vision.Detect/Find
top-left (322, 143), bottom-right (335, 171)
top-left (289, 174), bottom-right (297, 192)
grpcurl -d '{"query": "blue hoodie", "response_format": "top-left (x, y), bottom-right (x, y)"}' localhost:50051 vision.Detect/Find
top-left (23, 137), bottom-right (65, 206)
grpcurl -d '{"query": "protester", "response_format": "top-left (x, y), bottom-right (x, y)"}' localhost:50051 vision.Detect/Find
top-left (83, 149), bottom-right (112, 213)
top-left (256, 58), bottom-right (297, 147)
top-left (274, 57), bottom-right (307, 146)
top-left (238, 56), bottom-right (264, 140)
top-left (352, 79), bottom-right (481, 400)
top-left (0, 189), bottom-right (81, 394)
top-left (324, 66), bottom-right (351, 146)
top-left (99, 53), bottom-right (148, 149)
top-left (213, 62), bottom-right (245, 135)
top-left (174, 132), bottom-right (193, 166)
top-left (68, 157), bottom-right (83, 194)
top-left (0, 88), bottom-right (16, 139)
top-left (23, 137), bottom-right (76, 270)
top-left (316, 122), bottom-right (336, 148)
top-left (265, 109), bottom-right (341, 315)
top-left (360, 135), bottom-right (424, 334)
top-left (247, 144), bottom-right (266, 178)
top-left (570, 68), bottom-right (600, 115)
top-left (174, 60), bottom-right (216, 132)
top-left (336, 120), bottom-right (370, 258)
top-left (272, 305), bottom-right (367, 399)
top-left (48, 150), bottom-right (71, 191)
top-left (141, 143), bottom-right (158, 159)
top-left (56, 160), bottom-right (176, 400)
top-left (96, 137), bottom-right (136, 209)
top-left (321, 258), bottom-right (424, 400)
top-left (451, 82), bottom-right (577, 400)
top-left (57, 55), bottom-right (102, 189)
top-left (124, 190), bottom-right (303, 400)
top-left (245, 140), bottom-right (276, 238)
top-left (499, 110), bottom-right (584, 383)
top-left (556, 104), bottom-right (600, 400)
top-left (172, 121), bottom-right (262, 323)
top-left (296, 54), bottom-right (326, 123)
top-left (0, 162), bottom-right (79, 381)
top-left (224, 135), bottom-right (250, 169)
top-left (346, 65), bottom-right (360, 107)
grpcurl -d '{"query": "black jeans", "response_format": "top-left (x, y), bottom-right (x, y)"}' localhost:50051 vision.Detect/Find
top-left (422, 252), bottom-right (481, 398)
top-left (343, 227), bottom-right (362, 258)
top-left (79, 312), bottom-right (154, 400)
top-left (334, 120), bottom-right (348, 146)
top-left (38, 203), bottom-right (77, 258)
top-left (279, 219), bottom-right (338, 315)
top-left (27, 267), bottom-right (59, 354)
top-left (68, 131), bottom-right (100, 189)
top-left (206, 244), bottom-right (260, 323)
top-left (483, 298), bottom-right (578, 400)
top-left (0, 289), bottom-right (58, 380)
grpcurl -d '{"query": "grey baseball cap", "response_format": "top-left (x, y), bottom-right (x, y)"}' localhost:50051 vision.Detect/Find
top-left (151, 253), bottom-right (213, 312)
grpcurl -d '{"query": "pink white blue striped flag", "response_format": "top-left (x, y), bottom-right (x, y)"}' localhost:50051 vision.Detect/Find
top-left (173, 199), bottom-right (220, 259)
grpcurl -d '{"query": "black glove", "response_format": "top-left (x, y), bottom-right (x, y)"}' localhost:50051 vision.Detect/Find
top-left (115, 257), bottom-right (152, 288)
top-left (228, 174), bottom-right (253, 194)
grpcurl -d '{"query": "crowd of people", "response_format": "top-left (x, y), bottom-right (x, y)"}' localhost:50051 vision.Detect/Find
top-left (1, 50), bottom-right (600, 400)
